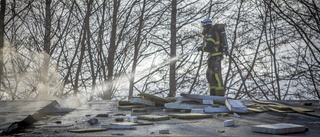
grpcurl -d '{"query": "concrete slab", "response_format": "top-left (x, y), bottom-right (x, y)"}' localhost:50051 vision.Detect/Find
top-left (251, 123), bottom-right (307, 134)
top-left (225, 99), bottom-right (248, 113)
top-left (191, 109), bottom-right (204, 114)
top-left (180, 93), bottom-right (227, 104)
top-left (202, 100), bottom-right (214, 105)
top-left (205, 106), bottom-right (230, 113)
top-left (172, 97), bottom-right (200, 102)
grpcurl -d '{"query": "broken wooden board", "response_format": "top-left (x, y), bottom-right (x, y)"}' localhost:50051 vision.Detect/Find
top-left (180, 93), bottom-right (227, 104)
top-left (132, 108), bottom-right (147, 112)
top-left (137, 115), bottom-right (170, 121)
top-left (291, 107), bottom-right (314, 112)
top-left (138, 93), bottom-right (176, 106)
top-left (164, 102), bottom-right (209, 110)
top-left (68, 128), bottom-right (108, 133)
top-left (225, 99), bottom-right (248, 113)
top-left (247, 107), bottom-right (269, 113)
top-left (268, 105), bottom-right (292, 111)
top-left (130, 98), bottom-right (155, 106)
top-left (118, 100), bottom-right (133, 106)
top-left (40, 124), bottom-right (74, 128)
top-left (110, 122), bottom-right (153, 126)
top-left (101, 125), bottom-right (136, 130)
top-left (168, 113), bottom-right (213, 119)
top-left (251, 123), bottom-right (307, 135)
top-left (267, 107), bottom-right (295, 113)
top-left (117, 105), bottom-right (146, 110)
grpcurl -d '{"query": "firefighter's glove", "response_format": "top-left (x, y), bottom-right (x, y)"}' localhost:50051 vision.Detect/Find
top-left (197, 47), bottom-right (203, 52)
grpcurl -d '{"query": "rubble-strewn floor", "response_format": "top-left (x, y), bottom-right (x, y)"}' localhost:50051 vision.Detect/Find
top-left (2, 100), bottom-right (320, 136)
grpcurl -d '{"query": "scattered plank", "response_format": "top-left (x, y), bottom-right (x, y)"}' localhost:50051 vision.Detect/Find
top-left (68, 128), bottom-right (108, 133)
top-left (118, 100), bottom-right (132, 106)
top-left (101, 125), bottom-right (136, 130)
top-left (117, 105), bottom-right (146, 110)
top-left (247, 107), bottom-right (269, 113)
top-left (251, 123), bottom-right (307, 135)
top-left (137, 115), bottom-right (170, 121)
top-left (132, 108), bottom-right (147, 112)
top-left (110, 122), bottom-right (153, 126)
top-left (138, 93), bottom-right (176, 103)
top-left (291, 107), bottom-right (314, 112)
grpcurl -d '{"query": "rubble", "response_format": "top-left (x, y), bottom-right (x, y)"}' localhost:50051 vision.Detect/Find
top-left (115, 117), bottom-right (124, 122)
top-left (224, 120), bottom-right (235, 127)
top-left (2, 95), bottom-right (319, 136)
top-left (233, 113), bottom-right (240, 118)
top-left (87, 118), bottom-right (98, 125)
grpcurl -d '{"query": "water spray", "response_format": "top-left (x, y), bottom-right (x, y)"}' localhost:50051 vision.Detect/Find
top-left (135, 49), bottom-right (198, 77)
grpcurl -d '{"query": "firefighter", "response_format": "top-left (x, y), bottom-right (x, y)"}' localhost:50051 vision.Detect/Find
top-left (198, 18), bottom-right (225, 96)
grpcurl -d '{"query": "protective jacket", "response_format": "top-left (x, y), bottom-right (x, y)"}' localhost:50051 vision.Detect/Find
top-left (200, 24), bottom-right (225, 96)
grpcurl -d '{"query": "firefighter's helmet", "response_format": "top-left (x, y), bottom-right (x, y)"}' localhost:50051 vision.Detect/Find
top-left (201, 18), bottom-right (212, 26)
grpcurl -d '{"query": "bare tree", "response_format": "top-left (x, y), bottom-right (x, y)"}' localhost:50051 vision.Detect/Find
top-left (0, 0), bottom-right (5, 93)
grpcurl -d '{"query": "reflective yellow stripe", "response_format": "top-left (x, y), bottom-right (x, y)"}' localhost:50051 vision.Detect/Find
top-left (208, 52), bottom-right (222, 58)
top-left (207, 38), bottom-right (220, 45)
top-left (210, 86), bottom-right (215, 89)
top-left (215, 73), bottom-right (224, 90)
top-left (202, 47), bottom-right (205, 52)
top-left (215, 86), bottom-right (224, 90)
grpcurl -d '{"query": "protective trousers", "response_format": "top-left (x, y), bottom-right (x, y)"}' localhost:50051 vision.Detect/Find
top-left (206, 55), bottom-right (225, 96)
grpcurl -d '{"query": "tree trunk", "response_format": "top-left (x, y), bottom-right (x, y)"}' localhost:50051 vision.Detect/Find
top-left (169, 0), bottom-right (177, 97)
top-left (0, 0), bottom-right (5, 92)
top-left (128, 0), bottom-right (145, 100)
top-left (38, 0), bottom-right (51, 99)
top-left (74, 0), bottom-right (92, 96)
top-left (104, 0), bottom-right (119, 100)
